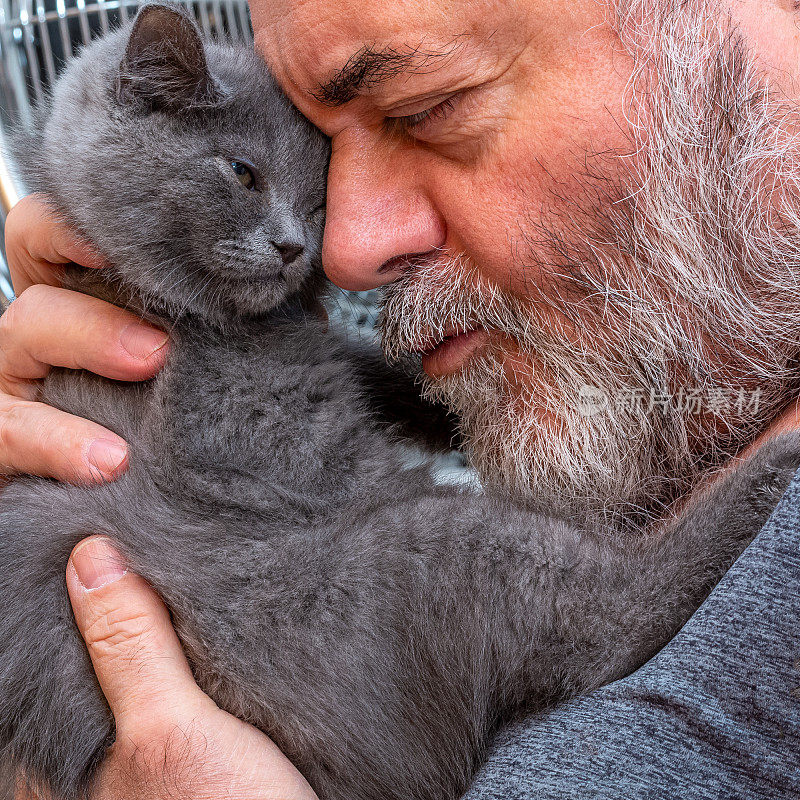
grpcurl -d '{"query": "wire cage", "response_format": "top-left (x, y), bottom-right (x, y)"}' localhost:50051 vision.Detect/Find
top-left (0, 0), bottom-right (253, 303)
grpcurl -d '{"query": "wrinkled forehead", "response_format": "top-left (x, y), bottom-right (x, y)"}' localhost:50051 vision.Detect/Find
top-left (249, 0), bottom-right (508, 107)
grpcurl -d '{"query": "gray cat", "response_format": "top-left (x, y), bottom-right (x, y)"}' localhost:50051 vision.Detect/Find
top-left (1, 5), bottom-right (798, 800)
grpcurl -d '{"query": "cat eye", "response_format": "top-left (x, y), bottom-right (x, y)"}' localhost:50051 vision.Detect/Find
top-left (229, 159), bottom-right (257, 190)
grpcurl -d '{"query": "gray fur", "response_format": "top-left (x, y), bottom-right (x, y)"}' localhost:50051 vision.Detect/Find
top-left (0, 6), bottom-right (798, 800)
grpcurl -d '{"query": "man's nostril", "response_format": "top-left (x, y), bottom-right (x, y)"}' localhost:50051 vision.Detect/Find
top-left (271, 240), bottom-right (304, 265)
top-left (377, 251), bottom-right (436, 275)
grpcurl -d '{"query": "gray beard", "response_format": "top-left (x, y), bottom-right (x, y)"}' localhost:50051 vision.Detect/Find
top-left (379, 0), bottom-right (800, 522)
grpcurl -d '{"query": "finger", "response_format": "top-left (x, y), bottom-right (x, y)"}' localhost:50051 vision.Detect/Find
top-left (0, 284), bottom-right (168, 392)
top-left (66, 537), bottom-right (215, 743)
top-left (0, 397), bottom-right (128, 483)
top-left (5, 194), bottom-right (106, 295)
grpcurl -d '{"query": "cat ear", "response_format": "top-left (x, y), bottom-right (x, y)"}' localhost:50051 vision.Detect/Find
top-left (116, 3), bottom-right (219, 111)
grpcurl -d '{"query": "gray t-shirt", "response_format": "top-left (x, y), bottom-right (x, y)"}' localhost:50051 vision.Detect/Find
top-left (463, 469), bottom-right (800, 799)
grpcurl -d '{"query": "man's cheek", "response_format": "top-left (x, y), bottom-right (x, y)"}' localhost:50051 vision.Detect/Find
top-left (434, 141), bottom-right (590, 299)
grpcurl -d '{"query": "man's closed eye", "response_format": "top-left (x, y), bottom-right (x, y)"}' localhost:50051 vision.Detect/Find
top-left (386, 94), bottom-right (460, 137)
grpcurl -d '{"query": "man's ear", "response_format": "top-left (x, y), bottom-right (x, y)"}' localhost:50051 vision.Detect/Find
top-left (116, 2), bottom-right (219, 111)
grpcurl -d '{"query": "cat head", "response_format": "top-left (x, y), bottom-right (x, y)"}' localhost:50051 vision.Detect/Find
top-left (18, 3), bottom-right (330, 326)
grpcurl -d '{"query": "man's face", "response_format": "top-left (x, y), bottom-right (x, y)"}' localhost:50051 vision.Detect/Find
top-left (252, 0), bottom-right (800, 518)
top-left (252, 0), bottom-right (630, 296)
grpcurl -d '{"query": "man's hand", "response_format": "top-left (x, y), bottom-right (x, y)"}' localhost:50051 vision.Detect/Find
top-left (16, 536), bottom-right (319, 800)
top-left (1, 194), bottom-right (168, 483)
top-left (3, 199), bottom-right (319, 798)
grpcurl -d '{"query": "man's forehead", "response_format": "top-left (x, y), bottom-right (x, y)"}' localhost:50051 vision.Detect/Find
top-left (251, 0), bottom-right (503, 101)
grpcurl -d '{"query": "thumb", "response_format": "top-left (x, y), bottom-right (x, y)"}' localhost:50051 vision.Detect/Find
top-left (66, 535), bottom-right (214, 740)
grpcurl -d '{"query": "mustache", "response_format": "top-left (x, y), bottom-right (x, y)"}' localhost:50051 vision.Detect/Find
top-left (378, 251), bottom-right (529, 363)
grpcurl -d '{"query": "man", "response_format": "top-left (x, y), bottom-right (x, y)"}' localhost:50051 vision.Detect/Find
top-left (4, 0), bottom-right (800, 796)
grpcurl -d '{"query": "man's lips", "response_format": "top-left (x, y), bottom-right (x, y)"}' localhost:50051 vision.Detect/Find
top-left (419, 328), bottom-right (491, 378)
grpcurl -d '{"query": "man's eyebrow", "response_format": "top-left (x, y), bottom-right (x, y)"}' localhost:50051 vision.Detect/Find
top-left (310, 42), bottom-right (462, 107)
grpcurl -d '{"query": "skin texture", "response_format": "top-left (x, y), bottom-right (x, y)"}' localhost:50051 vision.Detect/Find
top-left (255, 0), bottom-right (632, 296)
top-left (3, 0), bottom-right (800, 796)
top-left (254, 0), bottom-right (800, 296)
top-left (0, 198), bottom-right (166, 482)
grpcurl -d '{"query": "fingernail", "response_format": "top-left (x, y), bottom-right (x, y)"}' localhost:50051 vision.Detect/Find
top-left (119, 323), bottom-right (168, 361)
top-left (71, 537), bottom-right (127, 591)
top-left (88, 438), bottom-right (128, 477)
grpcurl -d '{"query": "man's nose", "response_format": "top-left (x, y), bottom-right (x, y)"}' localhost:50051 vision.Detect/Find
top-left (321, 134), bottom-right (446, 291)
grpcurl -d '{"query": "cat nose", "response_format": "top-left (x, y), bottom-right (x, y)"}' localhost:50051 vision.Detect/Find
top-left (271, 240), bottom-right (304, 265)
